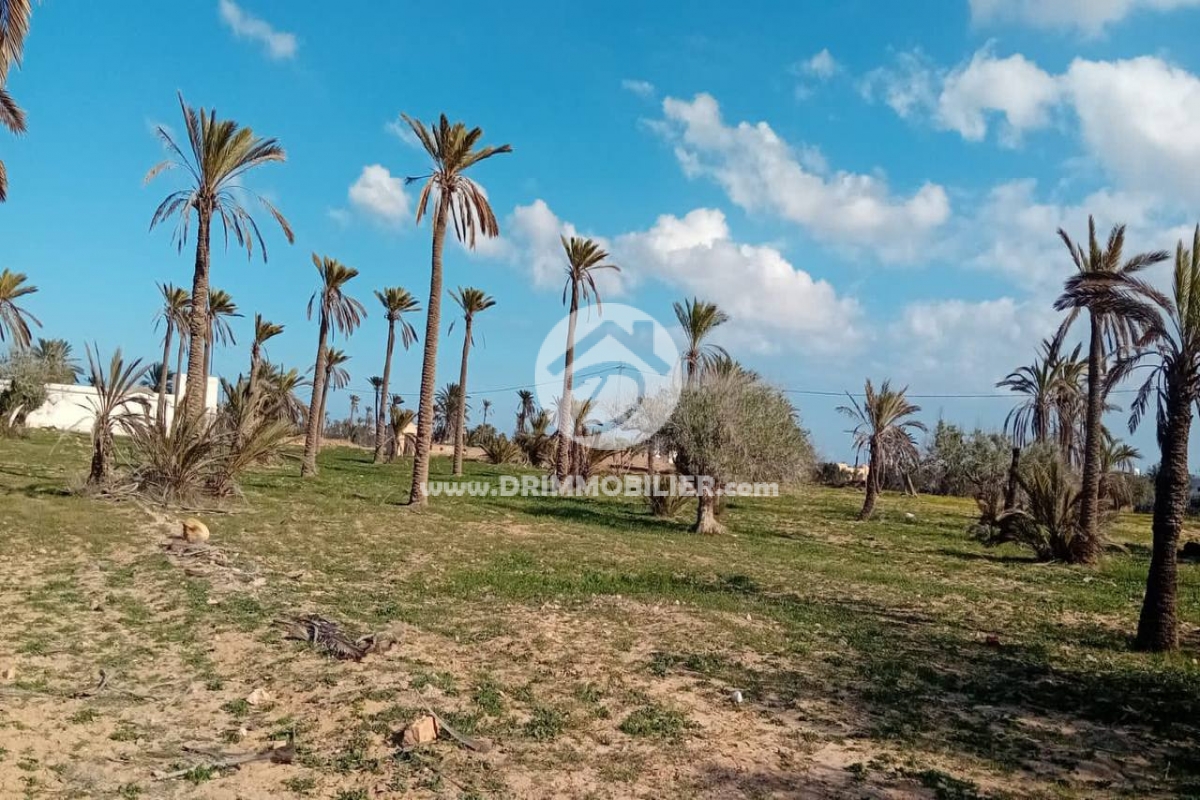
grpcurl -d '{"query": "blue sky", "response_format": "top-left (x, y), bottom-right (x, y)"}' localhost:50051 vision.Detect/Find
top-left (5, 0), bottom-right (1200, 463)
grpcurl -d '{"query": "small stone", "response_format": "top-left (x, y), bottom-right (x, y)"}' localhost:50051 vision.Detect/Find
top-left (245, 688), bottom-right (272, 706)
top-left (730, 689), bottom-right (744, 705)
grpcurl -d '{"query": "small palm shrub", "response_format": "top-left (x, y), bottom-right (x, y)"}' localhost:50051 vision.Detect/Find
top-left (85, 347), bottom-right (151, 486)
top-left (516, 409), bottom-right (555, 467)
top-left (973, 450), bottom-right (1103, 561)
top-left (481, 434), bottom-right (524, 465)
top-left (646, 474), bottom-right (688, 517)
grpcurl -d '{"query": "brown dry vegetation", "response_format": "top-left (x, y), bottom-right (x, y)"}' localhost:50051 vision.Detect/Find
top-left (1, 431), bottom-right (1199, 799)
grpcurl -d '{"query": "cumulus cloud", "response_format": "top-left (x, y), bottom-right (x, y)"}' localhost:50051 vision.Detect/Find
top-left (484, 200), bottom-right (862, 356)
top-left (621, 79), bottom-right (656, 98)
top-left (866, 48), bottom-right (1200, 204)
top-left (655, 93), bottom-right (951, 261)
top-left (968, 0), bottom-right (1200, 36)
top-left (347, 165), bottom-right (409, 226)
top-left (888, 296), bottom-right (1059, 387)
top-left (217, 0), bottom-right (298, 60)
top-left (936, 49), bottom-right (1062, 146)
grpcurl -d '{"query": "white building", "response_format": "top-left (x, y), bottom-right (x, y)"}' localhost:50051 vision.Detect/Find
top-left (0, 374), bottom-right (219, 434)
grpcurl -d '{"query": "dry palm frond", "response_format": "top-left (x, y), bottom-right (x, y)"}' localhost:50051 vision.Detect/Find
top-left (279, 614), bottom-right (380, 661)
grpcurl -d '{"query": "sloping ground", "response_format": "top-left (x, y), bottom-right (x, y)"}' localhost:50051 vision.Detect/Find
top-left (0, 432), bottom-right (1198, 799)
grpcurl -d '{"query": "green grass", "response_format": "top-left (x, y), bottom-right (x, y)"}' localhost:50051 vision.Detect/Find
top-left (2, 431), bottom-right (1199, 797)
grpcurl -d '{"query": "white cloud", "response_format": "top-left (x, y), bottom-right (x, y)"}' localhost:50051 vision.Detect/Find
top-left (347, 165), bottom-right (410, 226)
top-left (866, 48), bottom-right (1200, 204)
top-left (485, 200), bottom-right (862, 356)
top-left (797, 48), bottom-right (839, 80)
top-left (621, 79), bottom-right (656, 99)
top-left (968, 0), bottom-right (1200, 36)
top-left (1064, 57), bottom-right (1200, 201)
top-left (888, 297), bottom-right (1058, 386)
top-left (217, 0), bottom-right (298, 60)
top-left (936, 48), bottom-right (1061, 146)
top-left (860, 49), bottom-right (939, 119)
top-left (656, 93), bottom-right (951, 261)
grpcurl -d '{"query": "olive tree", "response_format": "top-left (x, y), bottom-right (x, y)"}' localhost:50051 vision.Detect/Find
top-left (664, 373), bottom-right (813, 534)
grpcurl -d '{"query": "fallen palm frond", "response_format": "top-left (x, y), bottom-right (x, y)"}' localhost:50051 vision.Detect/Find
top-left (278, 614), bottom-right (383, 661)
top-left (154, 742), bottom-right (295, 782)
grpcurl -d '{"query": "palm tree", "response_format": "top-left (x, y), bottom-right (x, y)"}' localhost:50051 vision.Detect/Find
top-left (84, 345), bottom-right (151, 486)
top-left (0, 268), bottom-right (39, 347)
top-left (398, 113), bottom-right (511, 505)
top-left (31, 337), bottom-right (80, 383)
top-left (516, 389), bottom-right (536, 434)
top-left (389, 406), bottom-right (416, 461)
top-left (372, 286), bottom-right (421, 464)
top-left (674, 297), bottom-right (730, 385)
top-left (349, 394), bottom-right (361, 426)
top-left (434, 382), bottom-right (467, 444)
top-left (555, 237), bottom-right (620, 485)
top-left (482, 399), bottom-right (492, 426)
top-left (1068, 227), bottom-right (1200, 651)
top-left (368, 376), bottom-right (383, 430)
top-left (301, 255), bottom-right (365, 476)
top-left (1053, 217), bottom-right (1169, 563)
top-left (249, 313), bottom-right (283, 394)
top-left (0, 0), bottom-right (32, 203)
top-left (155, 283), bottom-right (189, 426)
top-left (141, 362), bottom-right (172, 391)
top-left (146, 93), bottom-right (294, 423)
top-left (259, 364), bottom-right (308, 427)
top-left (198, 289), bottom-right (240, 410)
top-left (838, 380), bottom-right (926, 521)
top-left (997, 338), bottom-right (1082, 448)
top-left (449, 286), bottom-right (496, 476)
top-left (316, 347), bottom-right (351, 448)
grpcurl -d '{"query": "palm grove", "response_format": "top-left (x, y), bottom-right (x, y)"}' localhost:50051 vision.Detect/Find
top-left (0, 4), bottom-right (1196, 654)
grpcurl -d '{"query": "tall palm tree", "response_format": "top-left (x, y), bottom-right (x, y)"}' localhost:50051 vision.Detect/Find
top-left (516, 389), bottom-right (536, 434)
top-left (482, 399), bottom-right (492, 426)
top-left (674, 297), bottom-right (730, 385)
top-left (0, 0), bottom-right (32, 203)
top-left (997, 338), bottom-right (1081, 448)
top-left (31, 337), bottom-right (79, 383)
top-left (371, 287), bottom-right (421, 464)
top-left (155, 283), bottom-right (189, 426)
top-left (202, 289), bottom-right (240, 408)
top-left (838, 380), bottom-right (926, 521)
top-left (555, 236), bottom-right (620, 485)
top-left (316, 347), bottom-right (351, 449)
top-left (399, 113), bottom-right (511, 505)
top-left (1070, 227), bottom-right (1200, 651)
top-left (301, 256), bottom-right (365, 476)
top-left (0, 268), bottom-right (38, 347)
top-left (368, 376), bottom-right (383, 428)
top-left (1053, 217), bottom-right (1169, 563)
top-left (248, 313), bottom-right (283, 409)
top-left (146, 93), bottom-right (294, 423)
top-left (449, 286), bottom-right (496, 476)
top-left (349, 394), bottom-right (361, 425)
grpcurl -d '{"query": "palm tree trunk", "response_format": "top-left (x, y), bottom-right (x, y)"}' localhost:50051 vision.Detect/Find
top-left (859, 437), bottom-right (880, 521)
top-left (317, 371), bottom-right (330, 449)
top-left (1004, 447), bottom-right (1021, 511)
top-left (555, 284), bottom-right (580, 487)
top-left (693, 482), bottom-right (724, 534)
top-left (1135, 377), bottom-right (1192, 652)
top-left (453, 316), bottom-right (473, 476)
top-left (181, 207), bottom-right (212, 423)
top-left (1077, 313), bottom-right (1105, 563)
top-left (409, 195), bottom-right (450, 506)
top-left (300, 319), bottom-right (330, 478)
top-left (173, 334), bottom-right (186, 418)
top-left (157, 324), bottom-right (173, 430)
top-left (374, 321), bottom-right (396, 464)
top-left (88, 430), bottom-right (113, 486)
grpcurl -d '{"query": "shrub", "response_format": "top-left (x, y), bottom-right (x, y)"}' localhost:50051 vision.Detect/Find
top-left (0, 350), bottom-right (51, 432)
top-left (973, 450), bottom-right (1104, 562)
top-left (480, 434), bottom-right (524, 465)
